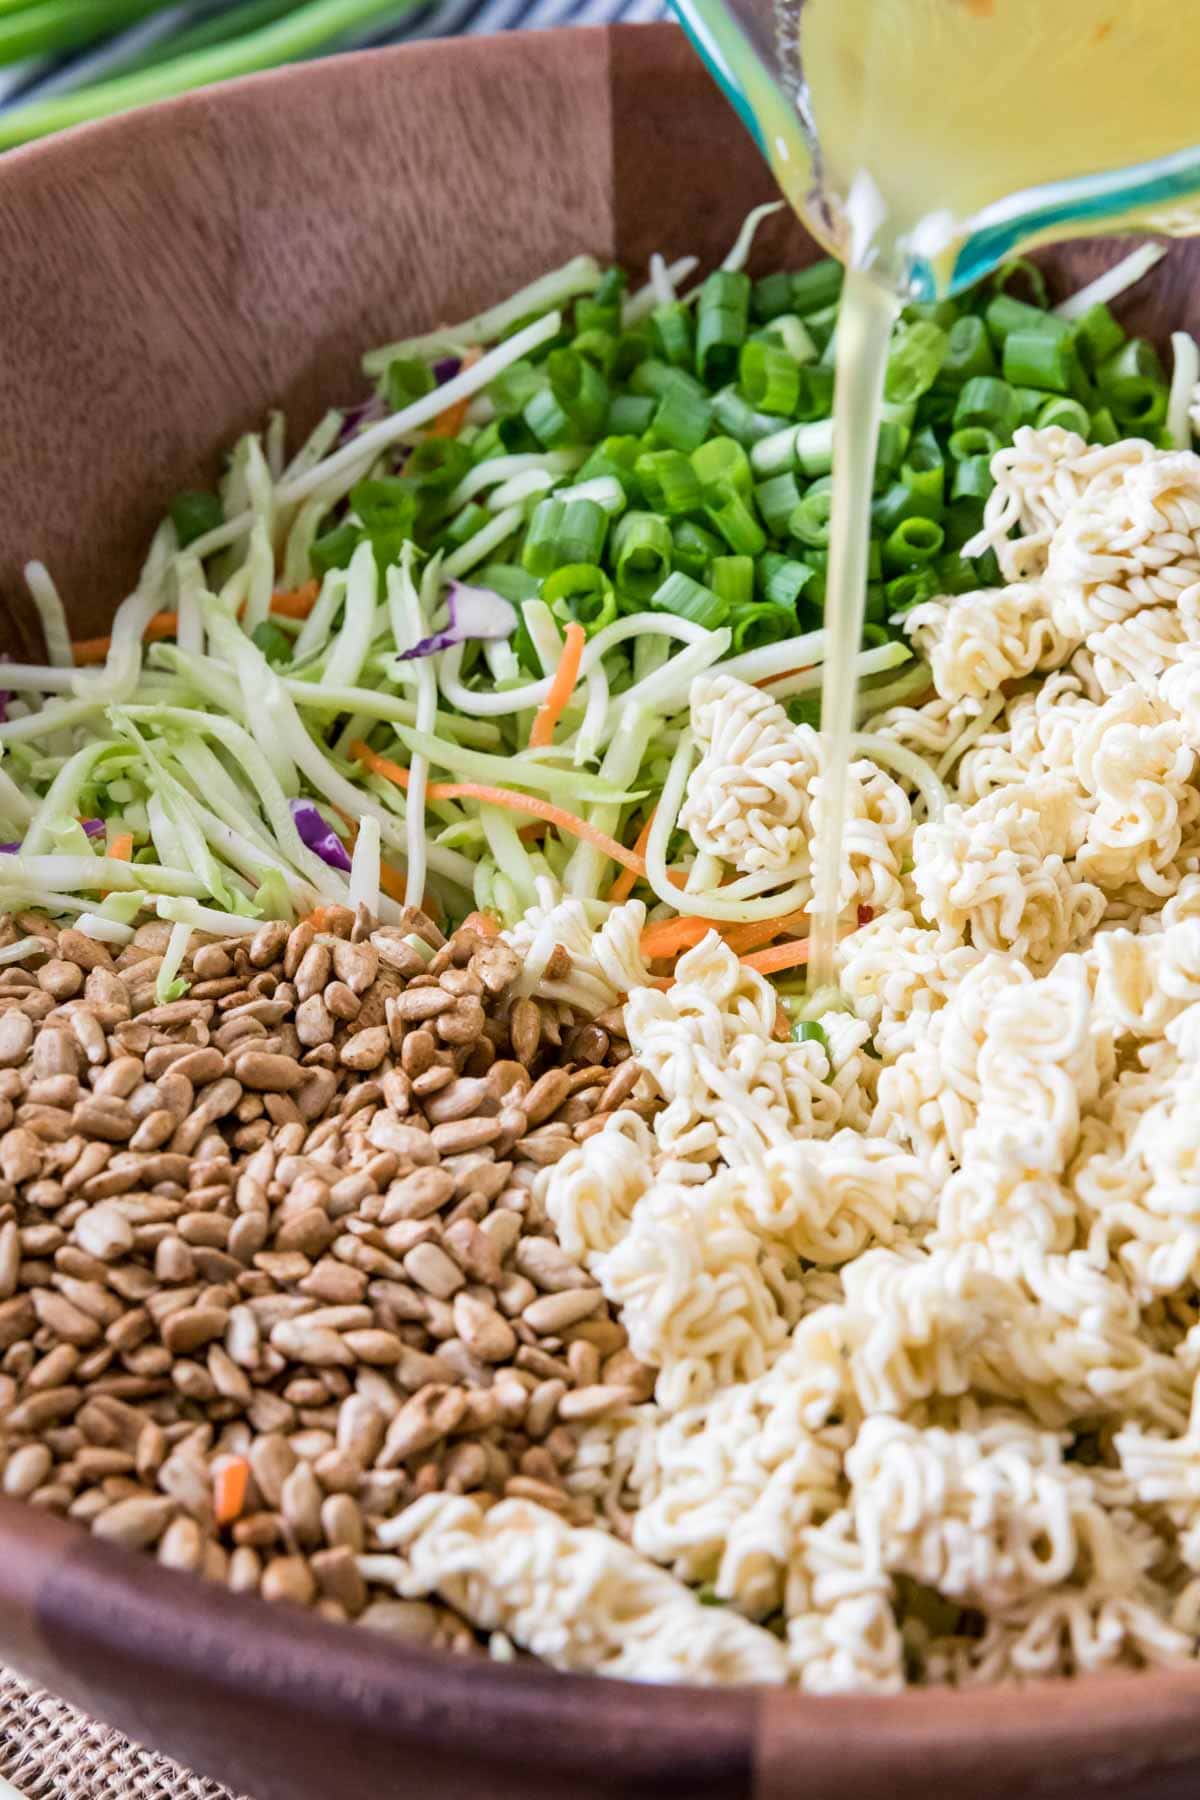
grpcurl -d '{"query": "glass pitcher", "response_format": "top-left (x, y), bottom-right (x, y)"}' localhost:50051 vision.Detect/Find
top-left (670, 0), bottom-right (1200, 297)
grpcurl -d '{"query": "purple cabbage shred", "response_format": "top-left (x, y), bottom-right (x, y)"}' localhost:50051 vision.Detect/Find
top-left (290, 799), bottom-right (353, 873)
top-left (398, 581), bottom-right (516, 662)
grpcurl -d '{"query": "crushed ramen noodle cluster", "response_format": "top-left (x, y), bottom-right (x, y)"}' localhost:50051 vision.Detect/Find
top-left (358, 430), bottom-right (1200, 1688)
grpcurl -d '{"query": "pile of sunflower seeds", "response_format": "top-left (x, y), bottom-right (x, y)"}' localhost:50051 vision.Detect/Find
top-left (0, 904), bottom-right (654, 1641)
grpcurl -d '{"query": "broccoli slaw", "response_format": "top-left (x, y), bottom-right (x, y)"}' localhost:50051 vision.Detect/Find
top-left (0, 218), bottom-right (1177, 988)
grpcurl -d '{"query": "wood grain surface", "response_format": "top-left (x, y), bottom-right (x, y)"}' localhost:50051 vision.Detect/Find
top-left (3, 21), bottom-right (1200, 1800)
top-left (0, 29), bottom-right (612, 647)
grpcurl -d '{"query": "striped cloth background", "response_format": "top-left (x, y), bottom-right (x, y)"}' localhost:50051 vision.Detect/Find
top-left (0, 0), bottom-right (667, 119)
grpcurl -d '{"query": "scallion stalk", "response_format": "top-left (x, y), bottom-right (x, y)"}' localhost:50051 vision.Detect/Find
top-left (0, 0), bottom-right (425, 147)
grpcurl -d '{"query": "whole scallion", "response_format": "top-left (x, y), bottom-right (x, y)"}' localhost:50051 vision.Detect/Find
top-left (0, 0), bottom-right (421, 148)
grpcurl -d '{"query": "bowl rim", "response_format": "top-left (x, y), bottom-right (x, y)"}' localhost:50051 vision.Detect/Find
top-left (3, 23), bottom-right (1200, 1797)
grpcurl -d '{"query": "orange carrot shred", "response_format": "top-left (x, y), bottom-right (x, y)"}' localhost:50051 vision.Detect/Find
top-left (72, 585), bottom-right (318, 665)
top-left (755, 666), bottom-right (814, 690)
top-left (109, 834), bottom-right (133, 862)
top-left (302, 904), bottom-right (345, 931)
top-left (348, 739), bottom-right (648, 876)
top-left (639, 916), bottom-right (711, 960)
top-left (428, 347), bottom-right (482, 438)
top-left (606, 810), bottom-right (657, 905)
top-left (214, 1457), bottom-right (250, 1528)
top-left (379, 861), bottom-right (408, 904)
top-left (721, 907), bottom-right (810, 956)
top-left (462, 910), bottom-right (500, 940)
top-left (528, 622), bottom-right (586, 751)
top-left (269, 580), bottom-right (320, 620)
top-left (739, 939), bottom-right (815, 975)
top-left (72, 613), bottom-right (180, 665)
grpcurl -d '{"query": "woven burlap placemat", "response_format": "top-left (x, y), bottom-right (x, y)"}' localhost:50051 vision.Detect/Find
top-left (0, 1670), bottom-right (248, 1800)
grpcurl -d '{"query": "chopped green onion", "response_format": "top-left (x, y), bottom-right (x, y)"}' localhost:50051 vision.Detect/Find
top-left (883, 516), bottom-right (946, 570)
top-left (985, 293), bottom-right (1074, 348)
top-left (755, 471), bottom-right (803, 537)
top-left (1096, 339), bottom-right (1168, 427)
top-left (884, 568), bottom-right (943, 611)
top-left (874, 420), bottom-right (910, 483)
top-left (696, 270), bottom-right (751, 386)
top-left (885, 322), bottom-right (948, 404)
top-left (606, 394), bottom-right (656, 436)
top-left (541, 564), bottom-right (618, 636)
top-left (761, 315), bottom-right (817, 365)
top-left (635, 450), bottom-right (703, 515)
top-left (650, 302), bottom-right (695, 369)
top-left (793, 366), bottom-right (836, 421)
top-left (793, 419), bottom-right (835, 477)
top-left (1088, 405), bottom-right (1120, 445)
top-left (692, 437), bottom-right (753, 498)
top-left (783, 260), bottom-right (843, 319)
top-left (612, 512), bottom-right (674, 601)
top-left (730, 601), bottom-right (798, 651)
top-left (710, 388), bottom-right (780, 446)
top-left (989, 257), bottom-right (1049, 308)
top-left (947, 426), bottom-right (1001, 462)
top-left (1002, 330), bottom-right (1080, 395)
top-left (650, 377), bottom-right (713, 454)
top-left (651, 570), bottom-right (728, 630)
top-left (758, 551), bottom-right (816, 609)
top-left (671, 520), bottom-right (724, 580)
top-left (521, 496), bottom-right (608, 576)
top-left (951, 456), bottom-right (995, 503)
top-left (1035, 396), bottom-right (1090, 434)
top-left (936, 315), bottom-right (996, 388)
top-left (709, 556), bottom-right (755, 611)
top-left (751, 271), bottom-right (798, 322)
top-left (310, 522), bottom-right (360, 577)
top-left (739, 339), bottom-right (801, 416)
top-left (790, 483), bottom-right (834, 549)
top-left (490, 359), bottom-right (547, 417)
top-left (386, 358), bottom-right (436, 410)
top-left (1073, 303), bottom-right (1126, 371)
top-left (170, 492), bottom-right (224, 549)
top-left (703, 481), bottom-right (766, 557)
top-left (953, 376), bottom-right (1019, 437)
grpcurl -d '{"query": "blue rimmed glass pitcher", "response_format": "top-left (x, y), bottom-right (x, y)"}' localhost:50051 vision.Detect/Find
top-left (669, 0), bottom-right (1200, 298)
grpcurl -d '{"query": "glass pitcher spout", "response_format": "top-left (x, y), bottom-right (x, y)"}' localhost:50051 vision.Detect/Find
top-left (670, 0), bottom-right (1200, 299)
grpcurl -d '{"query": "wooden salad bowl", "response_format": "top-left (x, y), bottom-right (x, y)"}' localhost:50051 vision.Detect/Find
top-left (3, 22), bottom-right (1200, 1798)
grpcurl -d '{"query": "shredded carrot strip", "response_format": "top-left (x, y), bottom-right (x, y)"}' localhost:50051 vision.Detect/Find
top-left (639, 916), bottom-right (711, 960)
top-left (72, 613), bottom-right (180, 665)
top-left (349, 739), bottom-right (648, 876)
top-left (302, 904), bottom-right (347, 931)
top-left (606, 810), bottom-right (656, 905)
top-left (755, 666), bottom-right (814, 689)
top-left (529, 622), bottom-right (586, 751)
top-left (722, 908), bottom-right (810, 956)
top-left (462, 910), bottom-right (500, 940)
top-left (428, 347), bottom-right (482, 438)
top-left (213, 1457), bottom-right (250, 1528)
top-left (739, 939), bottom-right (815, 975)
top-left (379, 862), bottom-right (408, 904)
top-left (269, 580), bottom-right (320, 620)
top-left (72, 584), bottom-right (317, 665)
top-left (108, 834), bottom-right (133, 862)
top-left (640, 905), bottom-right (811, 964)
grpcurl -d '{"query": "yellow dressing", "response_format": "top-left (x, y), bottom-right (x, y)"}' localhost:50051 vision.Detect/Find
top-left (690, 0), bottom-right (1200, 988)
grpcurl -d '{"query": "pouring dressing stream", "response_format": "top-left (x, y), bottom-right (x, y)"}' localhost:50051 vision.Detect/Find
top-left (671, 0), bottom-right (1200, 990)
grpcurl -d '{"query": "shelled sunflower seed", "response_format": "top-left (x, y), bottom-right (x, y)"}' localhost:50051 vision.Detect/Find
top-left (0, 905), bottom-right (655, 1641)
